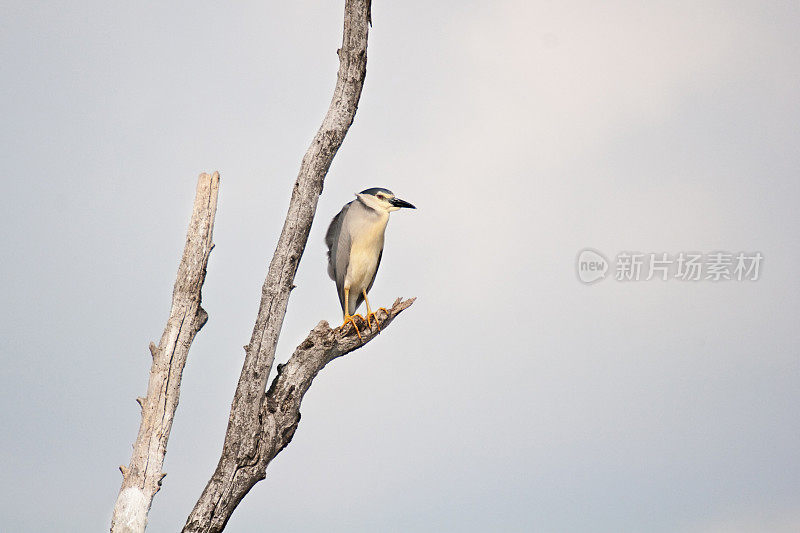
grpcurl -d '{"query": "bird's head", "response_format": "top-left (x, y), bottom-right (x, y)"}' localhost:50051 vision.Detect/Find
top-left (356, 187), bottom-right (416, 213)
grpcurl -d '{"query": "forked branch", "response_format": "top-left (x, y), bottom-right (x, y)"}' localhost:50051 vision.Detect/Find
top-left (260, 298), bottom-right (415, 474)
top-left (187, 298), bottom-right (414, 532)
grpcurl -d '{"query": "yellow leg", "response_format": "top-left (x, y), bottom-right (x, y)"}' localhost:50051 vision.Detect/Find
top-left (339, 287), bottom-right (364, 341)
top-left (362, 290), bottom-right (385, 331)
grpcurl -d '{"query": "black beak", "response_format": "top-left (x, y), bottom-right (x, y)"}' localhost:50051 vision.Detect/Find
top-left (390, 197), bottom-right (416, 209)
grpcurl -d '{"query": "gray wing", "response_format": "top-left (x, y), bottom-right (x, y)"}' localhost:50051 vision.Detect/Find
top-left (325, 202), bottom-right (352, 312)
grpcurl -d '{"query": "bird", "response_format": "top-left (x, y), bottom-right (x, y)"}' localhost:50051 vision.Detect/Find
top-left (325, 187), bottom-right (416, 340)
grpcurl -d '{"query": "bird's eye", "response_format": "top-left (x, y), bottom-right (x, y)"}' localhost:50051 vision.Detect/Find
top-left (377, 194), bottom-right (385, 200)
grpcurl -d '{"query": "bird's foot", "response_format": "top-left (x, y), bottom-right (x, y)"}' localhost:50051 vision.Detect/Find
top-left (366, 307), bottom-right (391, 331)
top-left (365, 311), bottom-right (381, 331)
top-left (340, 314), bottom-right (365, 341)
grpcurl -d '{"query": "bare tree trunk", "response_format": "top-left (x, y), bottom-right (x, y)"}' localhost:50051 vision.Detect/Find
top-left (111, 172), bottom-right (220, 533)
top-left (182, 1), bottom-right (373, 531)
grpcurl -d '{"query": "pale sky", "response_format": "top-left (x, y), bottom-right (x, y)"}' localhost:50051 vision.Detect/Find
top-left (1, 1), bottom-right (799, 532)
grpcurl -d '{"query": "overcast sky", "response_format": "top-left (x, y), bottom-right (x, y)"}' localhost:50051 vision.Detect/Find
top-left (1, 1), bottom-right (799, 532)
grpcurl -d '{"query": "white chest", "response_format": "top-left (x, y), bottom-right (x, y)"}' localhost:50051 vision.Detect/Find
top-left (344, 214), bottom-right (388, 289)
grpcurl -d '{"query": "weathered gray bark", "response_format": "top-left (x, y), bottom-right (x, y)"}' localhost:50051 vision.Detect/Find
top-left (183, 1), bottom-right (374, 531)
top-left (111, 172), bottom-right (220, 533)
top-left (185, 299), bottom-right (413, 533)
top-left (258, 298), bottom-right (415, 482)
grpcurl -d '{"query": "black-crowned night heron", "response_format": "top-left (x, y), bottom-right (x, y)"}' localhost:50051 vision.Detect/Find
top-left (326, 187), bottom-right (415, 340)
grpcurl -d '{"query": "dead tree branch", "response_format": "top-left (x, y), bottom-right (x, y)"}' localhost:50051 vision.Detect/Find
top-left (183, 1), bottom-right (373, 531)
top-left (185, 299), bottom-right (414, 532)
top-left (261, 299), bottom-right (415, 476)
top-left (111, 172), bottom-right (220, 533)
